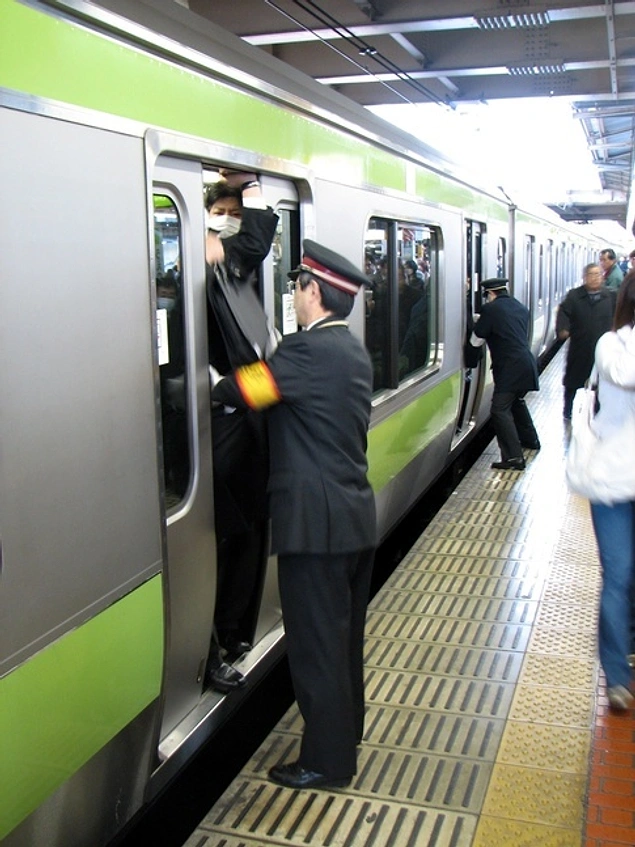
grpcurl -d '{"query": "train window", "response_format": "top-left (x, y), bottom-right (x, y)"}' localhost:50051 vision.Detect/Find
top-left (538, 243), bottom-right (545, 307)
top-left (364, 217), bottom-right (439, 392)
top-left (365, 219), bottom-right (391, 391)
top-left (497, 237), bottom-right (507, 278)
top-left (524, 235), bottom-right (535, 302)
top-left (397, 222), bottom-right (436, 381)
top-left (154, 194), bottom-right (190, 510)
top-left (272, 208), bottom-right (300, 335)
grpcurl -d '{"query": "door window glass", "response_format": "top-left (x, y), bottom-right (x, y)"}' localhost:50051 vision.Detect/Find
top-left (397, 222), bottom-right (436, 381)
top-left (272, 208), bottom-right (301, 335)
top-left (154, 194), bottom-right (190, 510)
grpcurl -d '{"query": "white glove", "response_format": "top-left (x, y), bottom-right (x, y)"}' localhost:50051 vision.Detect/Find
top-left (209, 364), bottom-right (224, 388)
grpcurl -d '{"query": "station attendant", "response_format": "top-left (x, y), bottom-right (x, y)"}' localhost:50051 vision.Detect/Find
top-left (470, 278), bottom-right (540, 470)
top-left (211, 239), bottom-right (377, 789)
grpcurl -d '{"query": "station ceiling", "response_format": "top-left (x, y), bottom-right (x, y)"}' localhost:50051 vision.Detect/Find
top-left (187, 0), bottom-right (635, 230)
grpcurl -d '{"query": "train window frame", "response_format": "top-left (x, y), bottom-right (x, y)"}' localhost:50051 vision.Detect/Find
top-left (364, 215), bottom-right (441, 396)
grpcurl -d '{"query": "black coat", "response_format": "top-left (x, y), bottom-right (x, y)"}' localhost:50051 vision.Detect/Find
top-left (206, 206), bottom-right (278, 373)
top-left (556, 285), bottom-right (615, 389)
top-left (473, 292), bottom-right (539, 393)
top-left (206, 206), bottom-right (278, 535)
top-left (213, 318), bottom-right (377, 555)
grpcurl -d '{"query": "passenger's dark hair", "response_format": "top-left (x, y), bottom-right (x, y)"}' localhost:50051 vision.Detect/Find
top-left (299, 271), bottom-right (355, 318)
top-left (613, 270), bottom-right (635, 329)
top-left (204, 182), bottom-right (242, 210)
top-left (600, 248), bottom-right (617, 261)
top-left (583, 262), bottom-right (600, 276)
top-left (629, 249), bottom-right (635, 259)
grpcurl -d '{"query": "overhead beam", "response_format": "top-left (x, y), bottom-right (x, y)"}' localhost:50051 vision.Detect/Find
top-left (243, 3), bottom-right (635, 46)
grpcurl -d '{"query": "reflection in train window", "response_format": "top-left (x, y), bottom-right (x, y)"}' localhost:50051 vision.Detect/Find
top-left (365, 217), bottom-right (440, 392)
top-left (154, 194), bottom-right (190, 510)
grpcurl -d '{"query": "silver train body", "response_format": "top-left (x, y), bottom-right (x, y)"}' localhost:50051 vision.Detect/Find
top-left (0, 0), bottom-right (609, 843)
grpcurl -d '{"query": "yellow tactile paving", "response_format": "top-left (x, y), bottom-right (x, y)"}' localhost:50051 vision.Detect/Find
top-left (473, 816), bottom-right (583, 847)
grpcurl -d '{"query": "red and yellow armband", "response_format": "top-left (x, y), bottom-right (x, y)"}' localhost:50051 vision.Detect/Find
top-left (235, 361), bottom-right (282, 410)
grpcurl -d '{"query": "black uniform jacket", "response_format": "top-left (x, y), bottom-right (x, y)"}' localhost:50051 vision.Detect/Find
top-left (473, 292), bottom-right (539, 394)
top-left (212, 318), bottom-right (377, 556)
top-left (556, 285), bottom-right (616, 389)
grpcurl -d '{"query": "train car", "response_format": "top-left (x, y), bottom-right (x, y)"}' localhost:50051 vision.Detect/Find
top-left (0, 1), bottom-right (609, 844)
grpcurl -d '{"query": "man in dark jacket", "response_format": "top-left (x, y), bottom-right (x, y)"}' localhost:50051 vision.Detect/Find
top-left (470, 278), bottom-right (540, 470)
top-left (204, 172), bottom-right (279, 693)
top-left (556, 263), bottom-right (616, 419)
top-left (599, 248), bottom-right (624, 291)
top-left (212, 239), bottom-right (376, 790)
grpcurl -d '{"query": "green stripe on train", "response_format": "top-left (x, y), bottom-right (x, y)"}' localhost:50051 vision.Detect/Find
top-left (0, 0), bottom-right (506, 219)
top-left (367, 374), bottom-right (460, 492)
top-left (0, 575), bottom-right (164, 840)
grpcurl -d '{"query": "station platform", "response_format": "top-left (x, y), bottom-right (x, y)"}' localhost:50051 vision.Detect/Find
top-left (182, 345), bottom-right (635, 847)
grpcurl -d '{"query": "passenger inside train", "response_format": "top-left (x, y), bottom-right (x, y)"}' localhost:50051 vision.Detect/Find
top-left (203, 170), bottom-right (279, 693)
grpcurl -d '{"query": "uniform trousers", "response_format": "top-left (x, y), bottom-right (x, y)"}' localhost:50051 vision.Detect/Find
top-left (277, 548), bottom-right (375, 778)
top-left (490, 391), bottom-right (539, 461)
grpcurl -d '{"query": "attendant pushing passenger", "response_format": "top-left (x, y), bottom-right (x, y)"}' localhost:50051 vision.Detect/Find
top-left (204, 170), bottom-right (278, 693)
top-left (469, 278), bottom-right (540, 470)
top-left (212, 240), bottom-right (377, 790)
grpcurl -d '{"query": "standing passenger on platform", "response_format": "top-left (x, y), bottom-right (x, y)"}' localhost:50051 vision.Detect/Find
top-left (204, 170), bottom-right (279, 693)
top-left (587, 272), bottom-right (635, 711)
top-left (599, 248), bottom-right (624, 291)
top-left (556, 263), bottom-right (616, 420)
top-left (469, 278), bottom-right (540, 470)
top-left (212, 240), bottom-right (377, 789)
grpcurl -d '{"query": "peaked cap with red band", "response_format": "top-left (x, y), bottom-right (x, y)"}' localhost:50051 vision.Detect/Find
top-left (481, 277), bottom-right (509, 292)
top-left (288, 239), bottom-right (370, 295)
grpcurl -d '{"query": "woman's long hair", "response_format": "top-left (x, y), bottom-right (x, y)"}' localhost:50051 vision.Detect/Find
top-left (614, 270), bottom-right (635, 330)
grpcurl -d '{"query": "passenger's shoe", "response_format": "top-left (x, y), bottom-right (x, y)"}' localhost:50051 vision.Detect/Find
top-left (205, 661), bottom-right (246, 693)
top-left (521, 441), bottom-right (541, 450)
top-left (491, 458), bottom-right (525, 470)
top-left (268, 761), bottom-right (351, 790)
top-left (607, 685), bottom-right (634, 711)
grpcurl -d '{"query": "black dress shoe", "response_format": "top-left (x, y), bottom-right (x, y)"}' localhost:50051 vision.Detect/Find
top-left (205, 661), bottom-right (246, 693)
top-left (491, 458), bottom-right (526, 470)
top-left (268, 761), bottom-right (351, 790)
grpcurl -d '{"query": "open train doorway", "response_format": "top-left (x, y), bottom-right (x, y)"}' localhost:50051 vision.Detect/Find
top-left (453, 220), bottom-right (486, 442)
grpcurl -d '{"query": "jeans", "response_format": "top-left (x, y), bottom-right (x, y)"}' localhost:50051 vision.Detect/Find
top-left (590, 500), bottom-right (635, 688)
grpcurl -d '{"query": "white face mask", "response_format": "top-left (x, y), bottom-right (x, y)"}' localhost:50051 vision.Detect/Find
top-left (206, 214), bottom-right (241, 239)
top-left (157, 296), bottom-right (175, 312)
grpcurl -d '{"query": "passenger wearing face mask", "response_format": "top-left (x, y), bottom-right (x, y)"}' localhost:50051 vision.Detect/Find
top-left (204, 170), bottom-right (279, 694)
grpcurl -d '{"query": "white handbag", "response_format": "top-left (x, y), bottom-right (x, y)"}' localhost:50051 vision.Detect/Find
top-left (566, 367), bottom-right (635, 505)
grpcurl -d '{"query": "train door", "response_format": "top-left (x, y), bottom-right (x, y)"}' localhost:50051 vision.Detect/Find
top-left (455, 220), bottom-right (485, 437)
top-left (152, 158), bottom-right (299, 741)
top-left (153, 156), bottom-right (216, 739)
